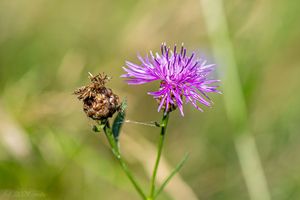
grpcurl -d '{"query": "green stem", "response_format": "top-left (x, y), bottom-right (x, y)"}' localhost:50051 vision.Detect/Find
top-left (117, 155), bottom-right (146, 200)
top-left (149, 112), bottom-right (170, 199)
top-left (103, 122), bottom-right (147, 200)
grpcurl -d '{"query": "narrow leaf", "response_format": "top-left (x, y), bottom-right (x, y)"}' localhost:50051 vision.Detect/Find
top-left (112, 100), bottom-right (127, 142)
top-left (92, 123), bottom-right (106, 133)
top-left (92, 125), bottom-right (101, 132)
top-left (154, 153), bottom-right (189, 198)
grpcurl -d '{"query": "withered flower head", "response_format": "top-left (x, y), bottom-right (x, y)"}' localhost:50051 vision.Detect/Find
top-left (74, 72), bottom-right (120, 120)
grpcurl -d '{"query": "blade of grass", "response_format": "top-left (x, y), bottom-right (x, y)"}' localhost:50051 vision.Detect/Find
top-left (199, 1), bottom-right (271, 200)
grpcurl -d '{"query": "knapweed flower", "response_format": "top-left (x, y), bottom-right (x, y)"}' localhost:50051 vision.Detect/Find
top-left (122, 43), bottom-right (220, 116)
top-left (74, 73), bottom-right (120, 120)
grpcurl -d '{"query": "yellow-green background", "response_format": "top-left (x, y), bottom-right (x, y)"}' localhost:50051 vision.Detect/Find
top-left (0, 0), bottom-right (299, 199)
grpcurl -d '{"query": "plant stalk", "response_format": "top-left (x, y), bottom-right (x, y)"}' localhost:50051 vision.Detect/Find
top-left (149, 112), bottom-right (170, 199)
top-left (103, 122), bottom-right (147, 200)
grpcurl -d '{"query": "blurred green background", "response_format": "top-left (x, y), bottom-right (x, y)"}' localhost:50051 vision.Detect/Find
top-left (0, 0), bottom-right (300, 199)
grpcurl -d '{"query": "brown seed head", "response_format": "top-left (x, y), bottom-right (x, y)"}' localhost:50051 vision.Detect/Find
top-left (74, 73), bottom-right (120, 120)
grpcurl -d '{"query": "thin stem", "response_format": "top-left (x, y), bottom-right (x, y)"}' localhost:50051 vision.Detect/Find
top-left (117, 155), bottom-right (146, 200)
top-left (103, 122), bottom-right (147, 200)
top-left (149, 112), bottom-right (170, 199)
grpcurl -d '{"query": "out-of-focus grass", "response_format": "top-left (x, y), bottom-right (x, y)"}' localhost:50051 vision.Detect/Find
top-left (0, 0), bottom-right (300, 199)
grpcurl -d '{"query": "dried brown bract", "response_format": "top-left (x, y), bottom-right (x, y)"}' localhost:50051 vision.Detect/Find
top-left (74, 73), bottom-right (120, 120)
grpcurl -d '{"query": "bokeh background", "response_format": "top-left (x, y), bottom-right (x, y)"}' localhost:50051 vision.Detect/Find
top-left (0, 0), bottom-right (300, 199)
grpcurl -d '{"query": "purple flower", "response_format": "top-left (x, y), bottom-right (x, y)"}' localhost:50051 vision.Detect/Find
top-left (121, 43), bottom-right (220, 116)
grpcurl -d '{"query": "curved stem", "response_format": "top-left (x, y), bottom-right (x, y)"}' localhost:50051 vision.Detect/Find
top-left (103, 122), bottom-right (147, 200)
top-left (117, 155), bottom-right (146, 200)
top-left (149, 112), bottom-right (170, 199)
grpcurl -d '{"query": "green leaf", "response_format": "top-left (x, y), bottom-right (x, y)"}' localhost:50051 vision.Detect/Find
top-left (92, 120), bottom-right (107, 133)
top-left (112, 100), bottom-right (127, 142)
top-left (92, 125), bottom-right (101, 132)
top-left (154, 153), bottom-right (189, 198)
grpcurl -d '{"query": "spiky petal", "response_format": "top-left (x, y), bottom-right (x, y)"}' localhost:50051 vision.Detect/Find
top-left (122, 43), bottom-right (220, 116)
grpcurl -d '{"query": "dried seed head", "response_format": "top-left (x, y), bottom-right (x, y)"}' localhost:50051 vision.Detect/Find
top-left (74, 73), bottom-right (120, 120)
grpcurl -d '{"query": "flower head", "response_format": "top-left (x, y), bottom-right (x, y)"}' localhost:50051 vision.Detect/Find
top-left (122, 43), bottom-right (220, 116)
top-left (74, 73), bottom-right (120, 120)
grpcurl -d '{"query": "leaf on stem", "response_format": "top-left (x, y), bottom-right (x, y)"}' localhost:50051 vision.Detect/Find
top-left (154, 153), bottom-right (189, 198)
top-left (112, 100), bottom-right (127, 142)
top-left (92, 123), bottom-right (106, 133)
